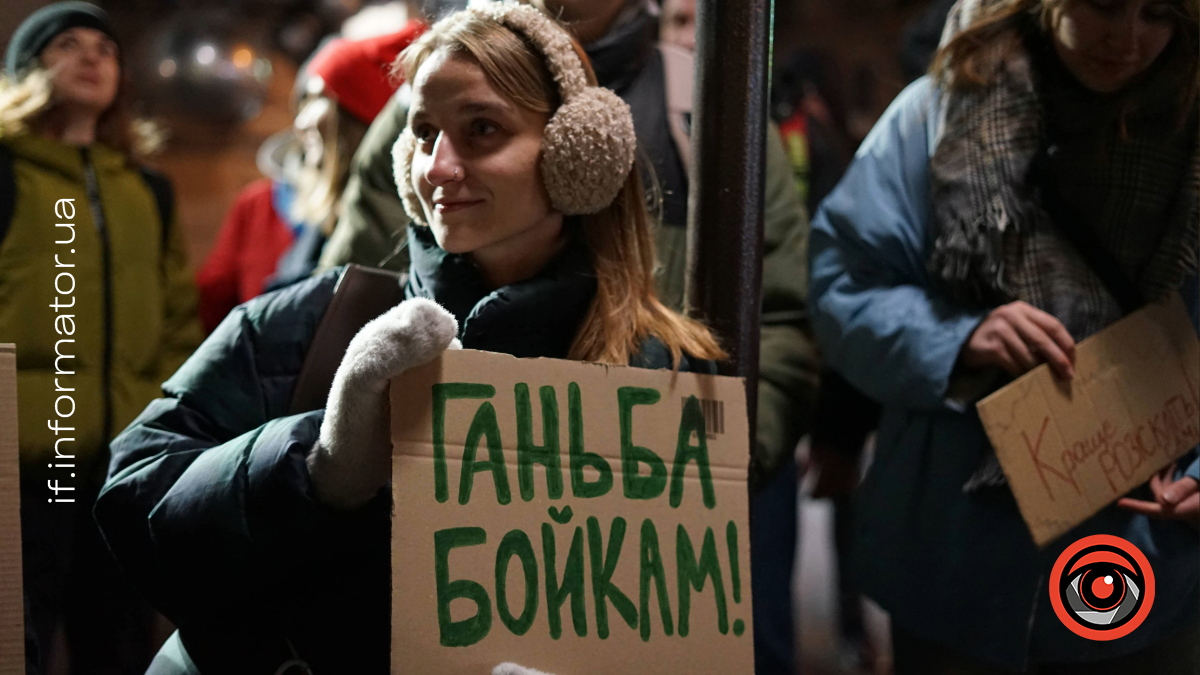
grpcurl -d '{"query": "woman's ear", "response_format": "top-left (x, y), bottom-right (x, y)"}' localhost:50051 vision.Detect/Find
top-left (393, 127), bottom-right (427, 225)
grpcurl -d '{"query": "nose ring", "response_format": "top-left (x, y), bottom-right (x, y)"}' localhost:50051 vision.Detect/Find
top-left (453, 168), bottom-right (459, 180)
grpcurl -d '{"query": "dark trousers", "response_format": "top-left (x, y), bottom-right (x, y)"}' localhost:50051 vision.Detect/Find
top-left (832, 492), bottom-right (864, 643)
top-left (893, 618), bottom-right (1200, 675)
top-left (21, 456), bottom-right (157, 674)
top-left (750, 455), bottom-right (799, 675)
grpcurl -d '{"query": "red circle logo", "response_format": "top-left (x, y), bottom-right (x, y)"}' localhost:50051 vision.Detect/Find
top-left (1049, 534), bottom-right (1154, 641)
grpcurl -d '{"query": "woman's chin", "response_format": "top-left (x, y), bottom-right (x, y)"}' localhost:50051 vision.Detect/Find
top-left (59, 90), bottom-right (117, 112)
top-left (429, 223), bottom-right (476, 254)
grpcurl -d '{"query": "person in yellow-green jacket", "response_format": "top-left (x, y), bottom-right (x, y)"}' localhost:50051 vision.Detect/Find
top-left (0, 3), bottom-right (202, 672)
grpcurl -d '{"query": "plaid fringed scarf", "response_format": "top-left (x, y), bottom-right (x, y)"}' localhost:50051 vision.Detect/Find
top-left (927, 0), bottom-right (1199, 489)
top-left (929, 0), bottom-right (1198, 331)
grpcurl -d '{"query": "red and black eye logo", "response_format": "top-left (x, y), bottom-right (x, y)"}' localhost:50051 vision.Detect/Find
top-left (1049, 534), bottom-right (1154, 641)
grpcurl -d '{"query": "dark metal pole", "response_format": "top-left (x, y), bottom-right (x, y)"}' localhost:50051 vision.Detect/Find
top-left (687, 0), bottom-right (772, 459)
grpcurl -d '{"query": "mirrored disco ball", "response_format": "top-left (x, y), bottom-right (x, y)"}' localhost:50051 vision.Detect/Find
top-left (136, 9), bottom-right (273, 124)
top-left (420, 0), bottom-right (468, 20)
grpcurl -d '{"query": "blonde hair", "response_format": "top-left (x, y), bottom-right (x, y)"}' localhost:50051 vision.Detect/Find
top-left (0, 66), bottom-right (164, 158)
top-left (397, 11), bottom-right (726, 366)
top-left (289, 93), bottom-right (369, 234)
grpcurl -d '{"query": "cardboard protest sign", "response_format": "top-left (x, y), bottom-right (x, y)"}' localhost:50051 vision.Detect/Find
top-left (977, 294), bottom-right (1200, 547)
top-left (0, 346), bottom-right (25, 673)
top-left (390, 349), bottom-right (753, 674)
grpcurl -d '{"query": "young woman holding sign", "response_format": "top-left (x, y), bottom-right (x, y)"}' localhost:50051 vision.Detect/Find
top-left (809, 0), bottom-right (1198, 672)
top-left (96, 4), bottom-right (723, 673)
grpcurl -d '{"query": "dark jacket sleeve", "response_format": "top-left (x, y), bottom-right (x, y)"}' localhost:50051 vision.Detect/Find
top-left (756, 123), bottom-right (821, 484)
top-left (94, 272), bottom-right (360, 630)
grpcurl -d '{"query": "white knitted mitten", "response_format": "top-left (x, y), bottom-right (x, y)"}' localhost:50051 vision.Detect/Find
top-left (307, 298), bottom-right (460, 509)
top-left (493, 664), bottom-right (557, 675)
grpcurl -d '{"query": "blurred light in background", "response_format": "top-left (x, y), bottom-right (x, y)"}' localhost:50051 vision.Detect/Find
top-left (232, 47), bottom-right (255, 68)
top-left (195, 43), bottom-right (216, 65)
top-left (135, 9), bottom-right (272, 125)
top-left (114, 0), bottom-right (470, 133)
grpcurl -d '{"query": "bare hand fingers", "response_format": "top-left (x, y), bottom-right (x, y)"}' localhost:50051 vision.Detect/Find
top-left (1118, 493), bottom-right (1200, 522)
top-left (1011, 313), bottom-right (1073, 379)
top-left (995, 324), bottom-right (1037, 374)
top-left (1149, 469), bottom-right (1168, 501)
top-left (987, 339), bottom-right (1023, 376)
top-left (1161, 476), bottom-right (1200, 507)
top-left (1024, 305), bottom-right (1076, 361)
top-left (963, 323), bottom-right (1020, 374)
top-left (1173, 493), bottom-right (1200, 522)
top-left (1149, 465), bottom-right (1176, 502)
top-left (1117, 497), bottom-right (1165, 517)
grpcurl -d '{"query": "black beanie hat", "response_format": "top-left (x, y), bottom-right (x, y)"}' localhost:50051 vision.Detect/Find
top-left (5, 2), bottom-right (117, 77)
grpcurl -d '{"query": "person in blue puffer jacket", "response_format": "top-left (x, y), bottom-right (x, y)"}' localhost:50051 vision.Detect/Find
top-left (809, 0), bottom-right (1198, 672)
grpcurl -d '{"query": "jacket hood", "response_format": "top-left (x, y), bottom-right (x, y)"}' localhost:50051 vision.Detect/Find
top-left (3, 132), bottom-right (126, 180)
top-left (584, 0), bottom-right (658, 94)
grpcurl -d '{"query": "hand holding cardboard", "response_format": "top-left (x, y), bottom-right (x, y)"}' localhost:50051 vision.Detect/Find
top-left (309, 298), bottom-right (460, 509)
top-left (976, 294), bottom-right (1200, 545)
top-left (494, 663), bottom-right (557, 675)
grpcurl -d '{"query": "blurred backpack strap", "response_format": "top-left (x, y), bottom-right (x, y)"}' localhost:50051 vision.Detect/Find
top-left (0, 144), bottom-right (13, 250)
top-left (137, 166), bottom-right (175, 255)
top-left (289, 264), bottom-right (406, 415)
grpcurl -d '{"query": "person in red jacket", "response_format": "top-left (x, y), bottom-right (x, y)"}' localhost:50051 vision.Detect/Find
top-left (195, 179), bottom-right (296, 331)
top-left (196, 21), bottom-right (424, 332)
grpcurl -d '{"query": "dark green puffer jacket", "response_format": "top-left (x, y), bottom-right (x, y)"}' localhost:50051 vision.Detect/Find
top-left (95, 226), bottom-right (713, 674)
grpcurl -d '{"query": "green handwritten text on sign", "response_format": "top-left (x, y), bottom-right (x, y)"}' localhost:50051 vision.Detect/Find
top-left (391, 350), bottom-right (753, 674)
top-left (425, 383), bottom-right (738, 646)
top-left (432, 515), bottom-right (745, 645)
top-left (434, 384), bottom-right (716, 508)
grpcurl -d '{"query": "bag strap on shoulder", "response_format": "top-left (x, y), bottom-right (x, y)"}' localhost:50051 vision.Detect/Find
top-left (138, 166), bottom-right (175, 255)
top-left (288, 264), bottom-right (407, 415)
top-left (0, 144), bottom-right (14, 250)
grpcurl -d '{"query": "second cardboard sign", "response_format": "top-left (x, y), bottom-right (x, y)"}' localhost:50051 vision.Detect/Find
top-left (977, 294), bottom-right (1200, 547)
